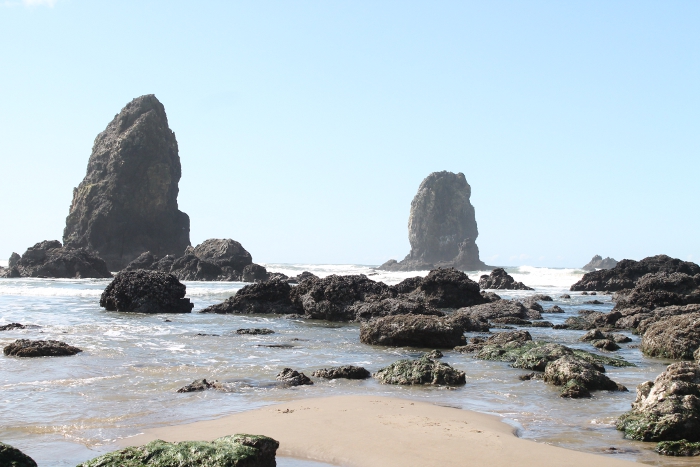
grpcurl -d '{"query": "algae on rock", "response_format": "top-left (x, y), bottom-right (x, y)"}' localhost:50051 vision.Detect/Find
top-left (374, 355), bottom-right (465, 386)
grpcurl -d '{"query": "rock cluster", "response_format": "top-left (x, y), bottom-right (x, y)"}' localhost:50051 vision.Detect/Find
top-left (378, 171), bottom-right (487, 272)
top-left (1, 240), bottom-right (111, 279)
top-left (63, 95), bottom-right (191, 271)
top-left (3, 339), bottom-right (82, 357)
top-left (76, 435), bottom-right (279, 467)
top-left (582, 255), bottom-right (619, 271)
top-left (0, 442), bottom-right (37, 467)
top-left (100, 270), bottom-right (194, 313)
top-left (478, 268), bottom-right (533, 290)
top-left (373, 355), bottom-right (466, 386)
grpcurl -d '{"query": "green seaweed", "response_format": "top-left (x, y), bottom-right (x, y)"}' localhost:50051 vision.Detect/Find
top-left (656, 440), bottom-right (700, 456)
top-left (374, 355), bottom-right (466, 386)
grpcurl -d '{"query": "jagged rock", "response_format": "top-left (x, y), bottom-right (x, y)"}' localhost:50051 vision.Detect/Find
top-left (242, 263), bottom-right (269, 282)
top-left (100, 270), bottom-right (193, 313)
top-left (613, 272), bottom-right (700, 311)
top-left (582, 255), bottom-right (619, 271)
top-left (544, 305), bottom-right (565, 313)
top-left (617, 361), bottom-right (700, 442)
top-left (286, 271), bottom-right (319, 284)
top-left (641, 313), bottom-right (700, 360)
top-left (276, 368), bottom-right (313, 386)
top-left (176, 378), bottom-right (222, 393)
top-left (0, 441), bottom-right (37, 467)
top-left (479, 268), bottom-right (533, 290)
top-left (0, 240), bottom-right (111, 279)
top-left (373, 355), bottom-right (466, 386)
top-left (0, 323), bottom-right (26, 331)
top-left (76, 435), bottom-right (279, 467)
top-left (571, 255), bottom-right (700, 292)
top-left (63, 95), bottom-right (191, 271)
top-left (360, 314), bottom-right (466, 348)
top-left (236, 328), bottom-right (274, 335)
top-left (123, 251), bottom-right (160, 271)
top-left (393, 276), bottom-right (424, 294)
top-left (3, 339), bottom-right (82, 357)
top-left (377, 171), bottom-right (487, 271)
top-left (543, 355), bottom-right (626, 397)
top-left (347, 297), bottom-right (443, 321)
top-left (408, 268), bottom-right (485, 308)
top-left (201, 279), bottom-right (296, 315)
top-left (455, 300), bottom-right (528, 322)
top-left (312, 365), bottom-right (371, 380)
top-left (8, 252), bottom-right (20, 268)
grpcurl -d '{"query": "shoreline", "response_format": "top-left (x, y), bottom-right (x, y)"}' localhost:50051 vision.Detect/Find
top-left (122, 395), bottom-right (639, 467)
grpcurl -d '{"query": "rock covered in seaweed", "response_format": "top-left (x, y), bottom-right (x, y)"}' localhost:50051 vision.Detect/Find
top-left (76, 434), bottom-right (279, 467)
top-left (582, 255), bottom-right (619, 271)
top-left (3, 339), bottom-right (82, 357)
top-left (613, 272), bottom-right (700, 311)
top-left (373, 355), bottom-right (466, 386)
top-left (0, 240), bottom-right (111, 279)
top-left (312, 366), bottom-right (371, 380)
top-left (478, 268), bottom-right (533, 290)
top-left (100, 270), bottom-right (193, 313)
top-left (360, 314), bottom-right (466, 348)
top-left (0, 441), bottom-right (37, 467)
top-left (543, 356), bottom-right (625, 398)
top-left (640, 313), bottom-right (700, 360)
top-left (63, 95), bottom-right (191, 271)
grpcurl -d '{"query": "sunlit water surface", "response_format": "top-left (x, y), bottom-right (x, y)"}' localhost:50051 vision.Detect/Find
top-left (0, 265), bottom-right (697, 466)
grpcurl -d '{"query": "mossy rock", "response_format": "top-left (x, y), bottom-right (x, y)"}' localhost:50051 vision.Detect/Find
top-left (76, 434), bottom-right (279, 467)
top-left (0, 442), bottom-right (37, 467)
top-left (476, 341), bottom-right (634, 369)
top-left (656, 440), bottom-right (700, 456)
top-left (374, 355), bottom-right (466, 386)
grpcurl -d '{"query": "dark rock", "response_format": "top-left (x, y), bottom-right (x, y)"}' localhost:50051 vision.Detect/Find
top-left (582, 255), bottom-right (619, 271)
top-left (544, 305), bottom-right (565, 313)
top-left (373, 355), bottom-right (466, 385)
top-left (579, 329), bottom-right (609, 341)
top-left (100, 270), bottom-right (193, 313)
top-left (276, 368), bottom-right (313, 386)
top-left (286, 271), bottom-right (319, 284)
top-left (63, 95), bottom-right (191, 271)
top-left (584, 300), bottom-right (604, 305)
top-left (617, 361), bottom-right (700, 442)
top-left (559, 380), bottom-right (592, 398)
top-left (560, 294), bottom-right (571, 299)
top-left (592, 339), bottom-right (621, 351)
top-left (490, 317), bottom-right (532, 325)
top-left (360, 314), bottom-right (466, 348)
top-left (3, 339), bottom-right (82, 357)
top-left (613, 272), bottom-right (700, 311)
top-left (123, 251), bottom-right (159, 271)
top-left (236, 328), bottom-right (275, 335)
top-left (8, 252), bottom-right (20, 268)
top-left (393, 276), bottom-right (424, 294)
top-left (201, 279), bottom-right (296, 315)
top-left (348, 297), bottom-right (443, 322)
top-left (456, 330), bottom-right (531, 353)
top-left (543, 355), bottom-right (624, 397)
top-left (0, 441), bottom-right (37, 467)
top-left (267, 272), bottom-right (289, 282)
top-left (76, 435), bottom-right (279, 467)
top-left (478, 268), bottom-right (533, 290)
top-left (1, 240), bottom-right (112, 279)
top-left (447, 310), bottom-right (490, 332)
top-left (455, 300), bottom-right (528, 322)
top-left (531, 321), bottom-right (554, 328)
top-left (311, 365), bottom-right (371, 379)
top-left (377, 171), bottom-right (487, 271)
top-left (641, 313), bottom-right (700, 360)
top-left (242, 263), bottom-right (269, 282)
top-left (564, 311), bottom-right (622, 330)
top-left (409, 268), bottom-right (485, 308)
top-left (425, 349), bottom-right (444, 359)
top-left (176, 378), bottom-right (222, 393)
top-left (511, 343), bottom-right (576, 371)
top-left (656, 440), bottom-right (700, 456)
top-left (571, 255), bottom-right (700, 292)
top-left (192, 238), bottom-right (252, 271)
top-left (529, 294), bottom-right (553, 302)
top-left (0, 323), bottom-right (26, 331)
top-left (480, 291), bottom-right (502, 302)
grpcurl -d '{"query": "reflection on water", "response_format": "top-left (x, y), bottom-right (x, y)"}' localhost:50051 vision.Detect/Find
top-left (0, 266), bottom-right (694, 466)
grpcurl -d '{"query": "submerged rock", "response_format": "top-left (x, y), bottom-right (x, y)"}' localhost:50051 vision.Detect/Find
top-left (63, 95), bottom-right (191, 271)
top-left (176, 378), bottom-right (222, 393)
top-left (0, 441), bottom-right (37, 467)
top-left (617, 361), bottom-right (700, 442)
top-left (76, 435), bottom-right (279, 467)
top-left (377, 171), bottom-right (487, 271)
top-left (1, 240), bottom-right (111, 279)
top-left (3, 339), bottom-right (82, 357)
top-left (236, 328), bottom-right (275, 335)
top-left (201, 279), bottom-right (296, 315)
top-left (360, 314), bottom-right (466, 348)
top-left (312, 365), bottom-right (371, 380)
top-left (582, 255), bottom-right (619, 272)
top-left (478, 268), bottom-right (533, 290)
top-left (640, 313), bottom-right (700, 360)
top-left (0, 323), bottom-right (26, 331)
top-left (544, 305), bottom-right (565, 313)
top-left (374, 355), bottom-right (466, 386)
top-left (276, 368), bottom-right (313, 386)
top-left (100, 270), bottom-right (193, 313)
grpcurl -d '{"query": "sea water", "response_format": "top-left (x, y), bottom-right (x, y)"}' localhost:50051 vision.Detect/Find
top-left (0, 265), bottom-right (697, 467)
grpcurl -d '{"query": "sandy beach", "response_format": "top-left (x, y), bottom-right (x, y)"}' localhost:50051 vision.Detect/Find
top-left (123, 395), bottom-right (639, 467)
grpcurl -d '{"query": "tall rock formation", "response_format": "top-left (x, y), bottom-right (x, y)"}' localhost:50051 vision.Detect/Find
top-left (378, 171), bottom-right (487, 272)
top-left (63, 95), bottom-right (190, 271)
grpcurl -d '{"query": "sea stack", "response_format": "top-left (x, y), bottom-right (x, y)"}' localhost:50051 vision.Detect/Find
top-left (379, 171), bottom-right (487, 271)
top-left (63, 95), bottom-right (190, 271)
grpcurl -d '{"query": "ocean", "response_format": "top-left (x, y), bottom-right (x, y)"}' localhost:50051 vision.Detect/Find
top-left (0, 264), bottom-right (695, 466)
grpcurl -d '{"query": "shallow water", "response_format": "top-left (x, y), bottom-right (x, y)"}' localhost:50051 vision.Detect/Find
top-left (0, 265), bottom-right (697, 466)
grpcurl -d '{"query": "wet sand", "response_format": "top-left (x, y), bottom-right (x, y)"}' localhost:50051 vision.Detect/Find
top-left (122, 395), bottom-right (639, 467)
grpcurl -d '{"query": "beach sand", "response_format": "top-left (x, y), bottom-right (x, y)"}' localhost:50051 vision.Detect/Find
top-left (122, 395), bottom-right (639, 466)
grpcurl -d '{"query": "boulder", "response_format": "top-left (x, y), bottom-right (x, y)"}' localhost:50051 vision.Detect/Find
top-left (201, 279), bottom-right (297, 315)
top-left (563, 310), bottom-right (622, 330)
top-left (377, 171), bottom-right (487, 271)
top-left (571, 255), bottom-right (700, 292)
top-left (76, 435), bottom-right (279, 467)
top-left (373, 355), bottom-right (466, 386)
top-left (0, 323), bottom-right (26, 331)
top-left (360, 314), bottom-right (466, 348)
top-left (408, 268), bottom-right (485, 308)
top-left (446, 310), bottom-right (490, 333)
top-left (63, 95), bottom-right (191, 271)
top-left (242, 263), bottom-right (269, 282)
top-left (456, 330), bottom-right (532, 353)
top-left (617, 361), bottom-right (700, 442)
top-left (511, 343), bottom-right (574, 371)
top-left (478, 268), bottom-right (533, 290)
top-left (1, 240), bottom-right (111, 278)
top-left (0, 442), bottom-right (37, 467)
top-left (613, 272), bottom-right (700, 311)
top-left (641, 313), bottom-right (700, 360)
top-left (543, 355), bottom-right (625, 397)
top-left (276, 368), bottom-right (313, 386)
top-left (544, 305), bottom-right (565, 313)
top-left (176, 379), bottom-right (222, 393)
top-left (100, 270), bottom-right (193, 313)
top-left (312, 365), bottom-right (371, 379)
top-left (455, 300), bottom-right (528, 322)
top-left (191, 238), bottom-right (252, 271)
top-left (582, 255), bottom-right (619, 271)
top-left (347, 297), bottom-right (443, 322)
top-left (3, 339), bottom-right (82, 357)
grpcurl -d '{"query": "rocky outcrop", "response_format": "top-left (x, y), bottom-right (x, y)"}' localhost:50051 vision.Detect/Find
top-left (360, 314), bottom-right (466, 348)
top-left (312, 366), bottom-right (371, 379)
top-left (76, 435), bottom-right (279, 467)
top-left (276, 368), bottom-right (313, 386)
top-left (0, 442), bottom-right (37, 467)
top-left (100, 270), bottom-right (194, 313)
top-left (613, 272), bottom-right (700, 311)
top-left (617, 361), bottom-right (700, 442)
top-left (640, 313), bottom-right (700, 360)
top-left (407, 268), bottom-right (485, 308)
top-left (64, 95), bottom-right (191, 271)
top-left (3, 339), bottom-right (82, 357)
top-left (1, 240), bottom-right (111, 279)
top-left (478, 268), bottom-right (533, 290)
top-left (176, 378), bottom-right (222, 393)
top-left (571, 255), bottom-right (700, 292)
top-left (373, 355), bottom-right (466, 386)
top-left (377, 171), bottom-right (487, 271)
top-left (582, 255), bottom-right (619, 271)
top-left (201, 279), bottom-right (296, 314)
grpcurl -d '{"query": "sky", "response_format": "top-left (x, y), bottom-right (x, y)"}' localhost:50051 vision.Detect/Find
top-left (0, 1), bottom-right (698, 268)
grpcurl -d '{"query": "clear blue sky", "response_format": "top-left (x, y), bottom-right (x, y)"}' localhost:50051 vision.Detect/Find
top-left (1, 1), bottom-right (698, 267)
